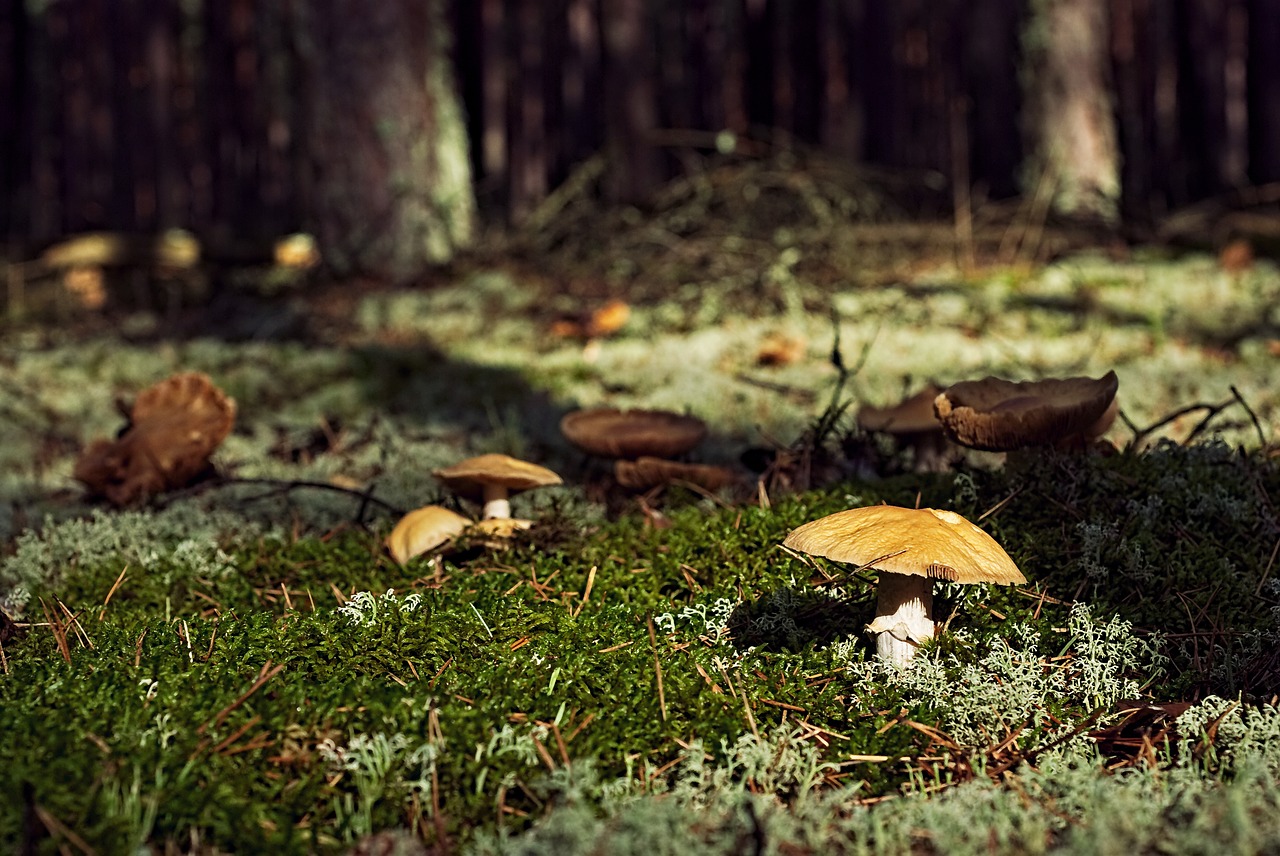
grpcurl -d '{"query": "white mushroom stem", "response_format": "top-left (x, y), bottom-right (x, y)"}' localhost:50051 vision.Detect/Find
top-left (865, 573), bottom-right (935, 666)
top-left (481, 484), bottom-right (512, 520)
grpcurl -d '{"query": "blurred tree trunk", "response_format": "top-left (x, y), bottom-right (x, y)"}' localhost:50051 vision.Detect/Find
top-left (301, 0), bottom-right (475, 278)
top-left (601, 0), bottom-right (661, 204)
top-left (1021, 0), bottom-right (1121, 223)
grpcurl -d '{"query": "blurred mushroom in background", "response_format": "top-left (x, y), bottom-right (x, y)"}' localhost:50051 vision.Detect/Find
top-left (856, 384), bottom-right (954, 472)
top-left (433, 453), bottom-right (562, 520)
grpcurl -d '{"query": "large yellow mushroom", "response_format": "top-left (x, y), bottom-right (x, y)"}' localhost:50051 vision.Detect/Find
top-left (784, 505), bottom-right (1025, 666)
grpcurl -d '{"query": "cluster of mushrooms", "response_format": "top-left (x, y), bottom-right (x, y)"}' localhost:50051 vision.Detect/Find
top-left (789, 370), bottom-right (1120, 665)
top-left (857, 370), bottom-right (1120, 471)
top-left (386, 406), bottom-right (734, 564)
top-left (392, 370), bottom-right (1120, 668)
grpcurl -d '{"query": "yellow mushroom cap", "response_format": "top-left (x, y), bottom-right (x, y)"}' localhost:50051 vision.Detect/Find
top-left (560, 408), bottom-right (707, 459)
top-left (432, 454), bottom-right (563, 501)
top-left (783, 505), bottom-right (1025, 585)
top-left (933, 371), bottom-right (1119, 452)
top-left (387, 505), bottom-right (471, 564)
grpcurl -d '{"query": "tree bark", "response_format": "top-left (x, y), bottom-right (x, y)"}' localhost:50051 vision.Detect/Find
top-left (301, 0), bottom-right (475, 278)
top-left (1021, 0), bottom-right (1122, 224)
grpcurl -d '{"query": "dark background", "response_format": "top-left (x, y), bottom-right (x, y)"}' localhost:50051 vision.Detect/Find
top-left (0, 0), bottom-right (1273, 269)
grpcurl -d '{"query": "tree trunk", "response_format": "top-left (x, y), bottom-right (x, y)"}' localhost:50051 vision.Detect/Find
top-left (301, 0), bottom-right (475, 278)
top-left (1021, 0), bottom-right (1121, 224)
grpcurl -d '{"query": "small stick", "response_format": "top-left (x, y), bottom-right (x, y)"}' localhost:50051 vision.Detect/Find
top-left (1128, 399), bottom-right (1231, 448)
top-left (99, 566), bottom-right (129, 620)
top-left (551, 721), bottom-right (571, 768)
top-left (647, 617), bottom-right (667, 721)
top-left (197, 661), bottom-right (285, 735)
top-left (1229, 385), bottom-right (1268, 447)
top-left (572, 566), bottom-right (597, 618)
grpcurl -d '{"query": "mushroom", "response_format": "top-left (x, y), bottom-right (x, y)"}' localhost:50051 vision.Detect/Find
top-left (74, 371), bottom-right (236, 506)
top-left (856, 384), bottom-right (953, 472)
top-left (613, 456), bottom-right (738, 492)
top-left (560, 408), bottom-right (707, 460)
top-left (387, 505), bottom-right (471, 564)
top-left (933, 371), bottom-right (1119, 452)
top-left (432, 453), bottom-right (562, 520)
top-left (783, 505), bottom-right (1025, 666)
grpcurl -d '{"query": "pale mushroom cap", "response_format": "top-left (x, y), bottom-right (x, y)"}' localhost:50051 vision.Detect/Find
top-left (560, 408), bottom-right (707, 459)
top-left (387, 505), bottom-right (471, 564)
top-left (933, 371), bottom-right (1119, 451)
top-left (613, 456), bottom-right (738, 491)
top-left (783, 505), bottom-right (1025, 585)
top-left (857, 385), bottom-right (944, 435)
top-left (432, 453), bottom-right (563, 501)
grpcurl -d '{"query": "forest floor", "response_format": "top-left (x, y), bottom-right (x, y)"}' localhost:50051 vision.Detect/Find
top-left (2, 157), bottom-right (1280, 854)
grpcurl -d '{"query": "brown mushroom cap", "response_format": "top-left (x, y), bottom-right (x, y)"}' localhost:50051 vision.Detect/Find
top-left (783, 505), bottom-right (1025, 585)
top-left (387, 505), bottom-right (471, 564)
top-left (74, 371), bottom-right (236, 506)
top-left (560, 408), bottom-right (707, 459)
top-left (933, 371), bottom-right (1119, 452)
top-left (857, 385), bottom-right (944, 435)
top-left (432, 453), bottom-right (562, 501)
top-left (613, 457), bottom-right (737, 491)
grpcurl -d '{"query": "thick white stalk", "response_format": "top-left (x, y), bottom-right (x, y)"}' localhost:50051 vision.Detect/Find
top-left (865, 573), bottom-right (935, 666)
top-left (480, 483), bottom-right (511, 519)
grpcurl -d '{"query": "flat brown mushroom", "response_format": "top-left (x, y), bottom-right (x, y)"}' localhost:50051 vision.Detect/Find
top-left (387, 505), bottom-right (471, 564)
top-left (613, 456), bottom-right (738, 492)
top-left (784, 505), bottom-right (1025, 666)
top-left (856, 384), bottom-right (953, 472)
top-left (433, 454), bottom-right (562, 520)
top-left (933, 371), bottom-right (1119, 452)
top-left (560, 408), bottom-right (707, 459)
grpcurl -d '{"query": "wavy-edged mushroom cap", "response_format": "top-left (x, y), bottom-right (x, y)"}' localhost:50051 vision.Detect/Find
top-left (933, 371), bottom-right (1119, 452)
top-left (433, 453), bottom-right (562, 519)
top-left (784, 505), bottom-right (1024, 665)
top-left (614, 457), bottom-right (737, 492)
top-left (387, 505), bottom-right (471, 564)
top-left (785, 505), bottom-right (1024, 585)
top-left (560, 408), bottom-right (707, 459)
top-left (74, 371), bottom-right (236, 506)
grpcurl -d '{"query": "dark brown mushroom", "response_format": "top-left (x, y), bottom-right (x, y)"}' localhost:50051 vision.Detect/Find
top-left (613, 457), bottom-right (738, 492)
top-left (856, 384), bottom-right (953, 472)
top-left (560, 408), bottom-right (707, 459)
top-left (933, 371), bottom-right (1119, 452)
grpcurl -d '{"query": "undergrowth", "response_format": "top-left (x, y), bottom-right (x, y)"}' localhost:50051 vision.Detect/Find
top-left (2, 244), bottom-right (1279, 852)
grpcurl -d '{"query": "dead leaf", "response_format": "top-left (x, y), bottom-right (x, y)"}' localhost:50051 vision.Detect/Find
top-left (74, 372), bottom-right (236, 505)
top-left (586, 299), bottom-right (630, 337)
top-left (1219, 238), bottom-right (1254, 274)
top-left (551, 299), bottom-right (631, 340)
top-left (755, 332), bottom-right (806, 367)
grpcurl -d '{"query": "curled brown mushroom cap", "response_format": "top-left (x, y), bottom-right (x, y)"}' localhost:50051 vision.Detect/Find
top-left (933, 370), bottom-right (1119, 452)
top-left (560, 408), bottom-right (707, 459)
top-left (856, 384), bottom-right (952, 472)
top-left (784, 505), bottom-right (1025, 666)
top-left (433, 453), bottom-right (562, 520)
top-left (387, 505), bottom-right (471, 564)
top-left (74, 371), bottom-right (236, 506)
top-left (613, 457), bottom-right (738, 492)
